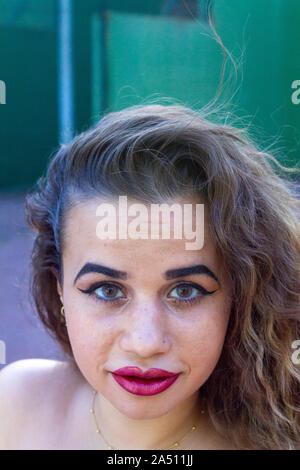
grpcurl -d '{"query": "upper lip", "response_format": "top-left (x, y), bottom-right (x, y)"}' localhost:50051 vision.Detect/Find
top-left (112, 366), bottom-right (179, 378)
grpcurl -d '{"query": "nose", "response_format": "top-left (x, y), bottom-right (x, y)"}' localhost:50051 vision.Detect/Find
top-left (119, 301), bottom-right (171, 358)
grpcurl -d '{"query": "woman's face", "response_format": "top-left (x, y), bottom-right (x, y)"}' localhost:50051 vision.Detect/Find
top-left (57, 196), bottom-right (232, 419)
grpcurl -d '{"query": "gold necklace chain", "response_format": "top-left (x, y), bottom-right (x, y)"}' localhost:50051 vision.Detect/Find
top-left (90, 389), bottom-right (205, 450)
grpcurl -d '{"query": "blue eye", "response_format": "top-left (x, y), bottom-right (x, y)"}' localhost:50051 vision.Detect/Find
top-left (94, 284), bottom-right (124, 301)
top-left (78, 282), bottom-right (126, 304)
top-left (78, 281), bottom-right (217, 307)
top-left (169, 284), bottom-right (201, 300)
top-left (167, 282), bottom-right (217, 307)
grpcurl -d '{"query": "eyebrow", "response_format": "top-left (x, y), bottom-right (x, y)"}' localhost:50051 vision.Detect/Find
top-left (164, 264), bottom-right (219, 283)
top-left (73, 263), bottom-right (128, 284)
top-left (73, 263), bottom-right (219, 284)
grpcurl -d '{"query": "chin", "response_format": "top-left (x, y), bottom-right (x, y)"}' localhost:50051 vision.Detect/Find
top-left (109, 395), bottom-right (176, 420)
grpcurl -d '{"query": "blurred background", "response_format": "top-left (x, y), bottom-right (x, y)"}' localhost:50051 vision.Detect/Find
top-left (0, 0), bottom-right (299, 369)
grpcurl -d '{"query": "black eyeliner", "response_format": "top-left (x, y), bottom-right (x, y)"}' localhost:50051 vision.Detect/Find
top-left (170, 281), bottom-right (218, 296)
top-left (77, 281), bottom-right (119, 295)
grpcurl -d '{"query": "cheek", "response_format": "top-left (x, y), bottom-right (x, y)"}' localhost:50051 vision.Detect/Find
top-left (65, 304), bottom-right (116, 371)
top-left (183, 303), bottom-right (230, 374)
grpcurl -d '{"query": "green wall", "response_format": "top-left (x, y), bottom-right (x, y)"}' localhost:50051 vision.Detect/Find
top-left (91, 3), bottom-right (300, 169)
top-left (0, 0), bottom-right (299, 190)
top-left (0, 26), bottom-right (57, 191)
top-left (213, 0), bottom-right (300, 167)
top-left (103, 11), bottom-right (221, 111)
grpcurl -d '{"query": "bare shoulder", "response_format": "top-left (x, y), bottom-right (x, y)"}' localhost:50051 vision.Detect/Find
top-left (0, 359), bottom-right (83, 449)
top-left (0, 358), bottom-right (80, 395)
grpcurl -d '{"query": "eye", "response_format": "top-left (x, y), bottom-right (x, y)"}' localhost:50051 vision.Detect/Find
top-left (167, 282), bottom-right (217, 307)
top-left (78, 282), bottom-right (126, 304)
top-left (78, 281), bottom-right (218, 308)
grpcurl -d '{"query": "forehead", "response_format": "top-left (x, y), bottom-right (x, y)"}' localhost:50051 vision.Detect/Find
top-left (62, 196), bottom-right (220, 271)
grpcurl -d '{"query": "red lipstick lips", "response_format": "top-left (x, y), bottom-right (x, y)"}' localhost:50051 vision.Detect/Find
top-left (111, 367), bottom-right (180, 396)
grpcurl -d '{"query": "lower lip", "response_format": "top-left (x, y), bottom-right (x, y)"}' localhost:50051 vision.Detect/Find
top-left (111, 373), bottom-right (180, 396)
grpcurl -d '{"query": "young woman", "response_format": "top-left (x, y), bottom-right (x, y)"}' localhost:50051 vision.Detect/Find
top-left (0, 103), bottom-right (299, 450)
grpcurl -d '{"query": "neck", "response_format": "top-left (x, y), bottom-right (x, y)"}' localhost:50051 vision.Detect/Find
top-left (92, 389), bottom-right (206, 450)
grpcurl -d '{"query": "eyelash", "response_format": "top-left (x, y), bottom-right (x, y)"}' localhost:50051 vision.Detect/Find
top-left (78, 281), bottom-right (217, 308)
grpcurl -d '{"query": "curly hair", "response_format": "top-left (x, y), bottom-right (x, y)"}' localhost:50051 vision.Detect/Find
top-left (25, 103), bottom-right (300, 450)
